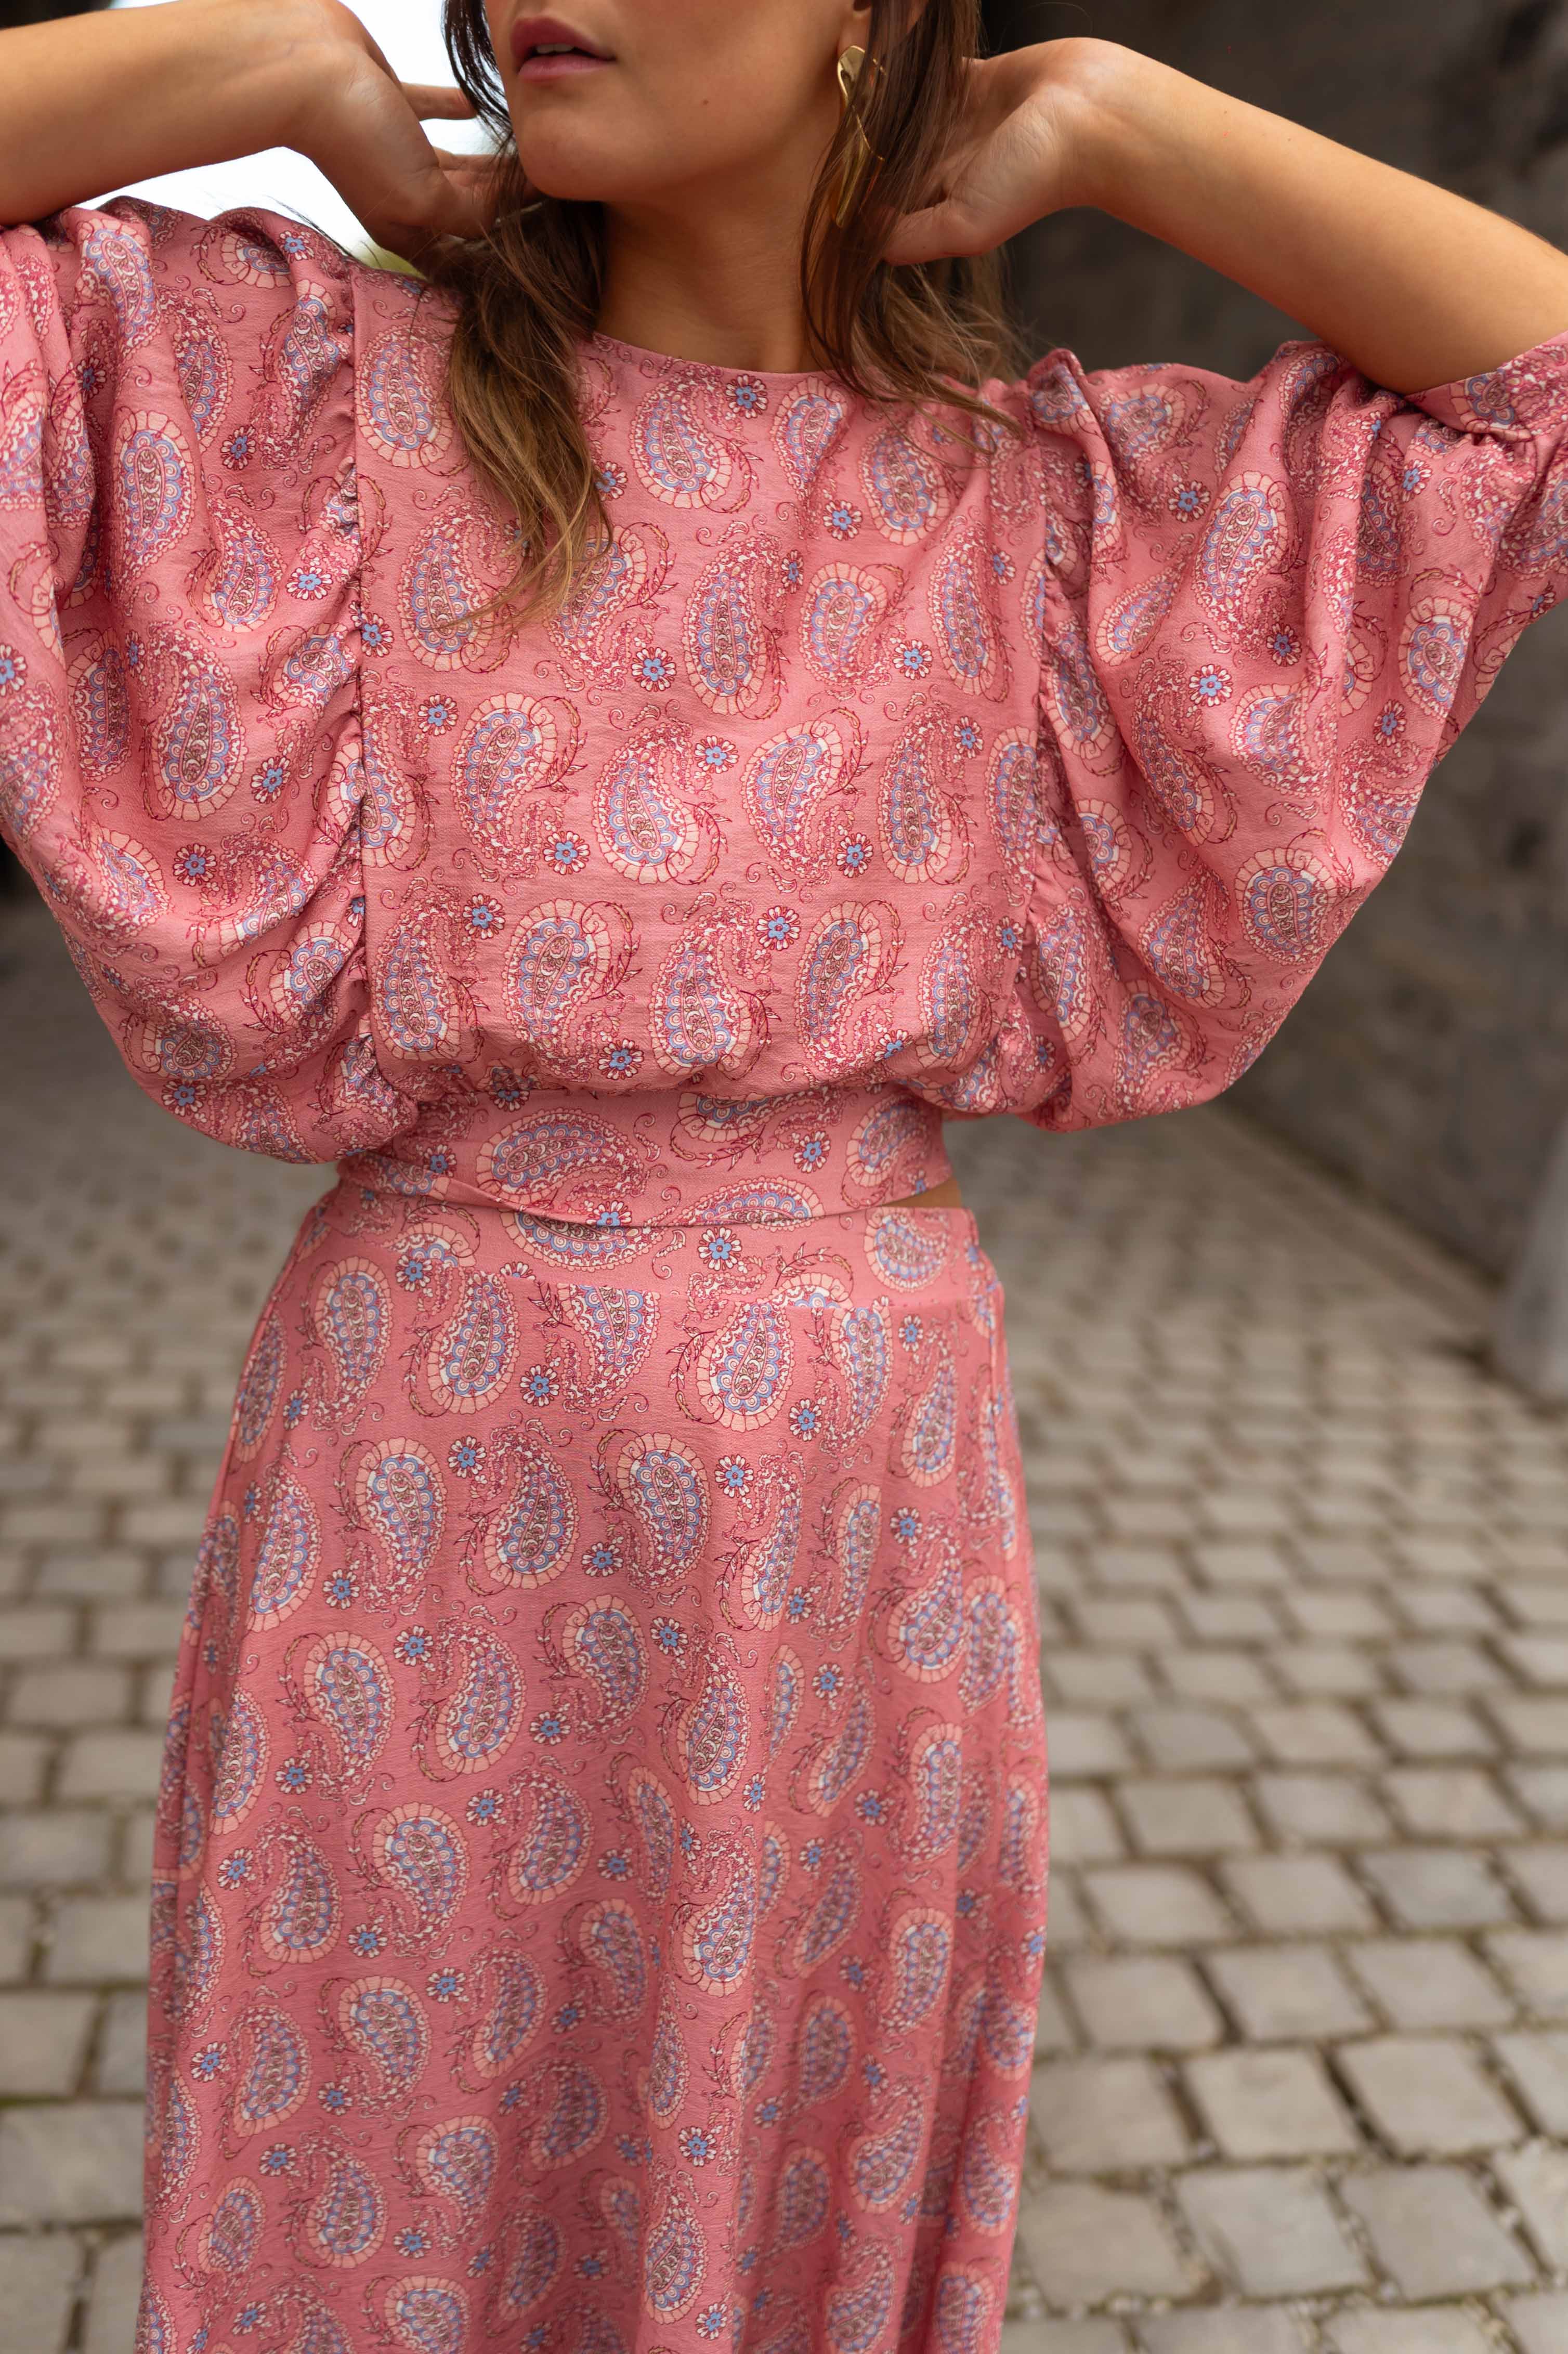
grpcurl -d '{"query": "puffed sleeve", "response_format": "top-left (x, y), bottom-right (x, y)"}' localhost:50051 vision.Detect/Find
top-left (0, 197), bottom-right (419, 1161)
top-left (990, 326), bottom-right (1568, 1130)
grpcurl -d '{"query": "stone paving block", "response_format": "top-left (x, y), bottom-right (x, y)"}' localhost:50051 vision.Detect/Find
top-left (1251, 1772), bottom-right (1391, 1846)
top-left (0, 1729), bottom-right (50, 1806)
top-left (1345, 1937), bottom-right (1513, 2031)
top-left (0, 1895), bottom-right (34, 1982)
top-left (1204, 1944), bottom-right (1373, 2042)
top-left (81, 2232), bottom-right (145, 2354)
top-left (1044, 1872), bottom-right (1090, 1953)
top-left (1497, 2142), bottom-right (1568, 2269)
top-left (1220, 1852), bottom-right (1377, 1935)
top-left (1174, 2163), bottom-right (1366, 2296)
top-left (1136, 2314), bottom-right (1310, 2354)
top-left (33, 1550), bottom-right (146, 1600)
top-left (0, 2232), bottom-right (82, 2354)
top-left (1486, 1696), bottom-right (1568, 1754)
top-left (1184, 2048), bottom-right (1361, 2160)
top-left (1484, 1929), bottom-right (1568, 2017)
top-left (1492, 2030), bottom-right (1568, 2136)
top-left (0, 1811), bottom-right (112, 1890)
top-left (1502, 1585), bottom-right (1568, 1627)
top-left (1161, 1651), bottom-right (1276, 1704)
top-left (8, 1662), bottom-right (133, 1730)
top-left (117, 1807), bottom-right (156, 1888)
top-left (3, 1502), bottom-right (109, 1546)
top-left (1509, 2292), bottom-right (1568, 2354)
top-left (55, 1728), bottom-right (164, 1802)
top-left (0, 2101), bottom-right (143, 2225)
top-left (1503, 1842), bottom-right (1568, 1921)
top-left (1326, 2309), bottom-right (1498, 2353)
top-left (1028, 2057), bottom-right (1190, 2173)
top-left (1014, 2181), bottom-right (1196, 2310)
top-left (1273, 1645), bottom-right (1384, 1697)
top-left (1063, 1954), bottom-right (1223, 2052)
top-left (1046, 1712), bottom-right (1132, 1780)
top-left (1093, 1542), bottom-right (1188, 1590)
top-left (1048, 1786), bottom-right (1126, 1864)
top-left (0, 1989), bottom-right (96, 2095)
top-left (1506, 1763), bottom-right (1568, 1828)
top-left (43, 1897), bottom-right (150, 1985)
top-left (1500, 1633), bottom-right (1568, 1684)
top-left (1392, 1584), bottom-right (1496, 1633)
top-left (1003, 2325), bottom-right (1129, 2354)
top-left (1335, 2033), bottom-right (1523, 2156)
top-left (1074, 1599), bottom-right (1180, 1648)
top-left (120, 1499), bottom-right (206, 1547)
top-left (0, 1604), bottom-right (77, 1657)
top-left (97, 1986), bottom-right (148, 2096)
top-left (1082, 1864), bottom-right (1234, 1946)
top-left (1286, 1590), bottom-right (1394, 1640)
top-left (1387, 1639), bottom-right (1501, 1694)
top-left (1380, 1767), bottom-right (1525, 1839)
top-left (1358, 1848), bottom-right (1515, 1930)
top-left (1367, 1699), bottom-right (1497, 1759)
top-left (1338, 2163), bottom-right (1533, 2296)
top-left (1247, 1704), bottom-right (1381, 1767)
top-left (1193, 1535), bottom-right (1292, 1579)
top-left (1046, 1652), bottom-right (1157, 1708)
top-left (1117, 1777), bottom-right (1259, 1855)
top-left (88, 1600), bottom-right (187, 1658)
top-left (1181, 1596), bottom-right (1281, 1641)
top-left (1127, 1707), bottom-right (1257, 1772)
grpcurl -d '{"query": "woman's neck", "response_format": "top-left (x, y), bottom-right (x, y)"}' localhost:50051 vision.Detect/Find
top-left (593, 169), bottom-right (821, 372)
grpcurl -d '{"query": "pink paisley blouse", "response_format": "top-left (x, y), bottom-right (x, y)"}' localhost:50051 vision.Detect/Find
top-left (3, 198), bottom-right (1567, 1222)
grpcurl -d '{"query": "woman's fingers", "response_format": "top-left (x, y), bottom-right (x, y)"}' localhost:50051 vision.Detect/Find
top-left (399, 81), bottom-right (478, 121)
top-left (882, 199), bottom-right (991, 267)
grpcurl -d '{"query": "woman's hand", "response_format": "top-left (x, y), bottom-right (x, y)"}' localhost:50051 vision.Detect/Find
top-left (0, 0), bottom-right (494, 261)
top-left (887, 34), bottom-right (1568, 393)
top-left (286, 0), bottom-right (496, 263)
top-left (880, 41), bottom-right (1093, 269)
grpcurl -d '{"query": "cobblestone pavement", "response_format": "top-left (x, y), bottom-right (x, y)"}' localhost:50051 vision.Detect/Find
top-left (5, 894), bottom-right (1568, 2354)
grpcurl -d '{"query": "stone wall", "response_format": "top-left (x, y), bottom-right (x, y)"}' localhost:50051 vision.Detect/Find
top-left (986, 0), bottom-right (1568, 1277)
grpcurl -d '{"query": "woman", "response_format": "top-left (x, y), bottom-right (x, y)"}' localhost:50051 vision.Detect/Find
top-left (2, 2), bottom-right (1567, 2346)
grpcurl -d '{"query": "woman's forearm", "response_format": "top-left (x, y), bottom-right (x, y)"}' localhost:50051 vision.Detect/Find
top-left (1059, 40), bottom-right (1568, 392)
top-left (0, 0), bottom-right (319, 228)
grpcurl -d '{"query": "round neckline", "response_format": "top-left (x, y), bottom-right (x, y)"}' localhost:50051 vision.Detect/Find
top-left (581, 326), bottom-right (828, 386)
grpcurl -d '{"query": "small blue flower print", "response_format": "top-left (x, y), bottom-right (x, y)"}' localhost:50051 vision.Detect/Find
top-left (633, 646), bottom-right (675, 689)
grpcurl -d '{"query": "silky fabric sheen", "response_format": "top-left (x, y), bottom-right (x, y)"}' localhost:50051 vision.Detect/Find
top-left (3, 197), bottom-right (1568, 2354)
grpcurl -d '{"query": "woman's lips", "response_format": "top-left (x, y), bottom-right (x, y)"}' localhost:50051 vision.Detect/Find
top-left (509, 15), bottom-right (614, 80)
top-left (516, 49), bottom-right (611, 81)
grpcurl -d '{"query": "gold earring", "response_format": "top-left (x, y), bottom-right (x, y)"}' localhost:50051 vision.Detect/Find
top-left (833, 44), bottom-right (883, 226)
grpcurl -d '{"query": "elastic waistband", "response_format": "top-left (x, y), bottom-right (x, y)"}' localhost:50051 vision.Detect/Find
top-left (335, 1084), bottom-right (953, 1228)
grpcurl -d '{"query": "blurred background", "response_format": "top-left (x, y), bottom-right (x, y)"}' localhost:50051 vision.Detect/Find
top-left (6, 6), bottom-right (1568, 2353)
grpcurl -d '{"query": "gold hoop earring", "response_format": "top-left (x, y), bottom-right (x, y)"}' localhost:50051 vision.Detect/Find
top-left (833, 44), bottom-right (883, 226)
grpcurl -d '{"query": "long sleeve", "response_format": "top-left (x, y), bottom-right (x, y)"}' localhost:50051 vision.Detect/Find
top-left (0, 198), bottom-right (418, 1162)
top-left (990, 327), bottom-right (1568, 1131)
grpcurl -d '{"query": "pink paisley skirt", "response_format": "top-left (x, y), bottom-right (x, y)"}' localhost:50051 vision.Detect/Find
top-left (137, 1179), bottom-right (1050, 2354)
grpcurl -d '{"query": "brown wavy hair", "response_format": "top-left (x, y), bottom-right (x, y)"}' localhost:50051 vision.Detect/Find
top-left (424, 0), bottom-right (1025, 618)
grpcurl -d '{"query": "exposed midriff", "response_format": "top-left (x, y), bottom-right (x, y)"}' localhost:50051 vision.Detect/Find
top-left (888, 1175), bottom-right (964, 1213)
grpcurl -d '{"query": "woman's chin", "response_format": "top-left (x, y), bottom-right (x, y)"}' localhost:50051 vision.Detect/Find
top-left (515, 154), bottom-right (635, 205)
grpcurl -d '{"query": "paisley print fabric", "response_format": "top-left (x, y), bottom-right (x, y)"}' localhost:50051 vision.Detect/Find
top-left (2, 196), bottom-right (1567, 2354)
